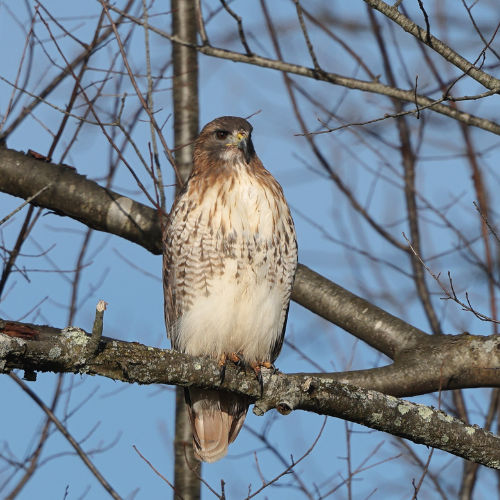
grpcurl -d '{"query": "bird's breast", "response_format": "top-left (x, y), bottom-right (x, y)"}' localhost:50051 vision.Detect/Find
top-left (189, 171), bottom-right (282, 240)
top-left (167, 167), bottom-right (296, 361)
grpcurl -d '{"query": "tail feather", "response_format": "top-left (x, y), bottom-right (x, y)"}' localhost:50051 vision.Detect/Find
top-left (186, 388), bottom-right (248, 463)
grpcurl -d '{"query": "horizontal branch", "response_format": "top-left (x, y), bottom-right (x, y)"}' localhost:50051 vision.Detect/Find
top-left (1, 319), bottom-right (500, 470)
top-left (0, 147), bottom-right (161, 254)
top-left (325, 331), bottom-right (500, 396)
top-left (0, 146), bottom-right (427, 356)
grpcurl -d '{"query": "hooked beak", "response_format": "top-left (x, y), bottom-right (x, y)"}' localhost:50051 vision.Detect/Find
top-left (237, 132), bottom-right (251, 163)
top-left (228, 131), bottom-right (252, 163)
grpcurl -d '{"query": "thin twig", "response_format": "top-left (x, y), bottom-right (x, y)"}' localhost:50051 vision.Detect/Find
top-left (473, 201), bottom-right (500, 244)
top-left (0, 183), bottom-right (52, 227)
top-left (102, 3), bottom-right (500, 137)
top-left (403, 233), bottom-right (500, 324)
top-left (194, 0), bottom-right (209, 44)
top-left (219, 0), bottom-right (253, 56)
top-left (142, 0), bottom-right (165, 209)
top-left (133, 445), bottom-right (181, 498)
top-left (245, 417), bottom-right (327, 499)
top-left (0, 0), bottom-right (135, 140)
top-left (9, 373), bottom-right (122, 500)
top-left (292, 0), bottom-right (321, 71)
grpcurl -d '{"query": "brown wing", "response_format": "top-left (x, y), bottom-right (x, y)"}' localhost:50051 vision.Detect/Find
top-left (163, 190), bottom-right (214, 350)
top-left (266, 182), bottom-right (298, 363)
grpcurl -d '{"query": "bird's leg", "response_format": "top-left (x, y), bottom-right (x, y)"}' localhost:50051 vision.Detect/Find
top-left (249, 361), bottom-right (273, 395)
top-left (218, 352), bottom-right (245, 383)
top-left (230, 352), bottom-right (247, 372)
top-left (228, 352), bottom-right (242, 364)
top-left (218, 353), bottom-right (228, 383)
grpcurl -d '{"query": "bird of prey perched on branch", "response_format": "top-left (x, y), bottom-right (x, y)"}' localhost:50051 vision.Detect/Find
top-left (163, 116), bottom-right (297, 462)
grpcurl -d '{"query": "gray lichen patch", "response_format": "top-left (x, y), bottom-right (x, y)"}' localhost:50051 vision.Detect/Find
top-left (417, 406), bottom-right (434, 421)
top-left (482, 338), bottom-right (499, 353)
top-left (397, 403), bottom-right (411, 415)
top-left (252, 404), bottom-right (265, 416)
top-left (437, 412), bottom-right (455, 423)
top-left (239, 380), bottom-right (251, 391)
top-left (62, 327), bottom-right (88, 346)
top-left (48, 346), bottom-right (62, 359)
top-left (0, 335), bottom-right (9, 357)
top-left (16, 337), bottom-right (26, 345)
top-left (384, 394), bottom-right (399, 407)
top-left (488, 460), bottom-right (500, 469)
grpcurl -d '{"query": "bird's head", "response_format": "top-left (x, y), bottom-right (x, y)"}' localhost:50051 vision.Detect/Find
top-left (193, 116), bottom-right (256, 168)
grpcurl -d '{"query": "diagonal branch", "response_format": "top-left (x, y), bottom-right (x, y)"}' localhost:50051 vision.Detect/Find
top-left (99, 3), bottom-right (500, 137)
top-left (0, 146), bottom-right (426, 356)
top-left (8, 373), bottom-right (122, 500)
top-left (363, 0), bottom-right (500, 92)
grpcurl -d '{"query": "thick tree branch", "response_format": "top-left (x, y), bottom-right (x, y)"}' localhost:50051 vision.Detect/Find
top-left (194, 50), bottom-right (500, 135)
top-left (292, 265), bottom-right (425, 357)
top-left (0, 147), bottom-right (161, 253)
top-left (1, 321), bottom-right (500, 470)
top-left (3, 317), bottom-right (500, 398)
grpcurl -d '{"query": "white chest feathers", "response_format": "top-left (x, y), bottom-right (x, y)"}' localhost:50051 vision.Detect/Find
top-left (170, 165), bottom-right (296, 363)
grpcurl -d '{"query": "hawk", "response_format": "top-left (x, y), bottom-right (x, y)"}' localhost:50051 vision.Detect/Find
top-left (163, 116), bottom-right (297, 462)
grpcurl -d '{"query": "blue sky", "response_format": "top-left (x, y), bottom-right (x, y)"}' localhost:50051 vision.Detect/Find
top-left (1, 1), bottom-right (500, 498)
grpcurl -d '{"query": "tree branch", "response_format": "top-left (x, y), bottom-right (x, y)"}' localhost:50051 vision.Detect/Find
top-left (2, 321), bottom-right (500, 470)
top-left (100, 3), bottom-right (500, 137)
top-left (364, 0), bottom-right (500, 92)
top-left (0, 146), bottom-right (427, 356)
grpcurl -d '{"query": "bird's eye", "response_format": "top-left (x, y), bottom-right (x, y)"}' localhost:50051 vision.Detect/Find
top-left (215, 130), bottom-right (229, 140)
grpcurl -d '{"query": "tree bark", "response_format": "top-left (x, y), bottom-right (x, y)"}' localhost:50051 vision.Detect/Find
top-left (171, 0), bottom-right (200, 497)
top-left (2, 320), bottom-right (500, 470)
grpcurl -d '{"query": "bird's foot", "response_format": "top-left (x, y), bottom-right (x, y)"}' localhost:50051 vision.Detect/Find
top-left (218, 352), bottom-right (245, 383)
top-left (250, 361), bottom-right (274, 395)
top-left (228, 352), bottom-right (243, 365)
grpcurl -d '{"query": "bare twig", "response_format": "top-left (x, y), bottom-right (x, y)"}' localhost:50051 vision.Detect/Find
top-left (245, 418), bottom-right (327, 499)
top-left (0, 183), bottom-right (52, 227)
top-left (292, 0), bottom-right (321, 71)
top-left (403, 233), bottom-right (500, 324)
top-left (133, 445), bottom-right (181, 498)
top-left (102, 3), bottom-right (500, 137)
top-left (9, 373), bottom-right (122, 500)
top-left (142, 0), bottom-right (165, 209)
top-left (364, 0), bottom-right (500, 92)
top-left (0, 0), bottom-right (135, 140)
top-left (219, 0), bottom-right (253, 56)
